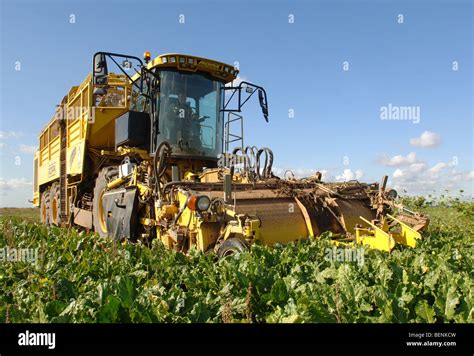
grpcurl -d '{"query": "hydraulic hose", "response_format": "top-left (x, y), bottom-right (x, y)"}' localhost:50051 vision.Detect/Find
top-left (245, 145), bottom-right (259, 178)
top-left (154, 141), bottom-right (171, 198)
top-left (256, 147), bottom-right (273, 179)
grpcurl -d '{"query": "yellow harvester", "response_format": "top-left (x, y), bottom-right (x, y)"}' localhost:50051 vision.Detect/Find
top-left (33, 51), bottom-right (428, 256)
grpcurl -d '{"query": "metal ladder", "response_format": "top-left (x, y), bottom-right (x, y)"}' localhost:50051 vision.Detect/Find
top-left (224, 112), bottom-right (244, 152)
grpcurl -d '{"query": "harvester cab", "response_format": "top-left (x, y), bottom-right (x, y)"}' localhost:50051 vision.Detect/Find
top-left (92, 51), bottom-right (269, 163)
top-left (33, 50), bottom-right (429, 258)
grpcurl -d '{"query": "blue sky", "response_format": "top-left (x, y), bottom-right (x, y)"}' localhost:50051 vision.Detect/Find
top-left (0, 0), bottom-right (472, 206)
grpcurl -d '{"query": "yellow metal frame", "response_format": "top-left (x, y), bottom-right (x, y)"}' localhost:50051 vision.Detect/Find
top-left (386, 214), bottom-right (422, 248)
top-left (351, 213), bottom-right (424, 252)
top-left (355, 217), bottom-right (396, 252)
top-left (132, 53), bottom-right (239, 84)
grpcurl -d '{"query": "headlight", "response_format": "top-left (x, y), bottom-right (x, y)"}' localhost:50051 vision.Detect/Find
top-left (187, 195), bottom-right (211, 212)
top-left (197, 196), bottom-right (211, 211)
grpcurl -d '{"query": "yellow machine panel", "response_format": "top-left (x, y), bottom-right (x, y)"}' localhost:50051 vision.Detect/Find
top-left (34, 73), bottom-right (130, 216)
top-left (38, 121), bottom-right (60, 187)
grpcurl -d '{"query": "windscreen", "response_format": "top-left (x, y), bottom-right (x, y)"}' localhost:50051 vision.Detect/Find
top-left (155, 70), bottom-right (224, 158)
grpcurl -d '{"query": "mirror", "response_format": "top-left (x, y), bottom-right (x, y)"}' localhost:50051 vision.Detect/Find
top-left (93, 53), bottom-right (108, 85)
top-left (258, 89), bottom-right (269, 121)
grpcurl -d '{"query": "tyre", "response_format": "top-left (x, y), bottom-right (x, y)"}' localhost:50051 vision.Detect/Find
top-left (49, 182), bottom-right (61, 226)
top-left (40, 189), bottom-right (51, 225)
top-left (217, 237), bottom-right (249, 258)
top-left (92, 166), bottom-right (118, 238)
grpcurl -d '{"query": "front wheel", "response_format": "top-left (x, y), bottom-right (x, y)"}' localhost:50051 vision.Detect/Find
top-left (49, 182), bottom-right (61, 226)
top-left (217, 237), bottom-right (249, 259)
top-left (40, 189), bottom-right (51, 225)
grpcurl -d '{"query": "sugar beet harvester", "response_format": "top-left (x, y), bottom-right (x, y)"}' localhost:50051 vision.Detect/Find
top-left (32, 51), bottom-right (428, 256)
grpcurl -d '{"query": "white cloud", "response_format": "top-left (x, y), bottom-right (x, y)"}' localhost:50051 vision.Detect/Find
top-left (409, 162), bottom-right (427, 173)
top-left (273, 167), bottom-right (367, 183)
top-left (380, 152), bottom-right (418, 167)
top-left (0, 131), bottom-right (22, 139)
top-left (409, 131), bottom-right (441, 148)
top-left (390, 163), bottom-right (427, 180)
top-left (0, 142), bottom-right (6, 149)
top-left (455, 171), bottom-right (474, 182)
top-left (391, 160), bottom-right (473, 195)
top-left (19, 144), bottom-right (38, 154)
top-left (393, 169), bottom-right (404, 178)
top-left (272, 166), bottom-right (341, 181)
top-left (0, 177), bottom-right (32, 190)
top-left (335, 169), bottom-right (364, 182)
top-left (273, 167), bottom-right (320, 179)
top-left (293, 168), bottom-right (318, 177)
top-left (272, 162), bottom-right (473, 197)
top-left (429, 162), bottom-right (447, 173)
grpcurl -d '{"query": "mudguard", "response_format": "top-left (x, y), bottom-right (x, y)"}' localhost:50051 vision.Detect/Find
top-left (102, 187), bottom-right (139, 241)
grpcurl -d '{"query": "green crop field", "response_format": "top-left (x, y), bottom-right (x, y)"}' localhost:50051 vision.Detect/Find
top-left (0, 198), bottom-right (472, 323)
top-left (0, 208), bottom-right (40, 223)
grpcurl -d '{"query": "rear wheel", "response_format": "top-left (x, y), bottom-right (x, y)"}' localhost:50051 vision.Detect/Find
top-left (217, 237), bottom-right (249, 259)
top-left (49, 182), bottom-right (61, 226)
top-left (40, 189), bottom-right (51, 225)
top-left (93, 167), bottom-right (118, 238)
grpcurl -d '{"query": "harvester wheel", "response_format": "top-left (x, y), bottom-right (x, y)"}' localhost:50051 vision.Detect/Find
top-left (93, 167), bottom-right (118, 238)
top-left (40, 189), bottom-right (51, 225)
top-left (217, 237), bottom-right (249, 258)
top-left (49, 182), bottom-right (61, 226)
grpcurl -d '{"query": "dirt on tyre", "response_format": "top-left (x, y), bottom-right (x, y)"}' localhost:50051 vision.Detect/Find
top-left (217, 237), bottom-right (249, 259)
top-left (93, 166), bottom-right (118, 238)
top-left (49, 182), bottom-right (61, 226)
top-left (40, 189), bottom-right (51, 225)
